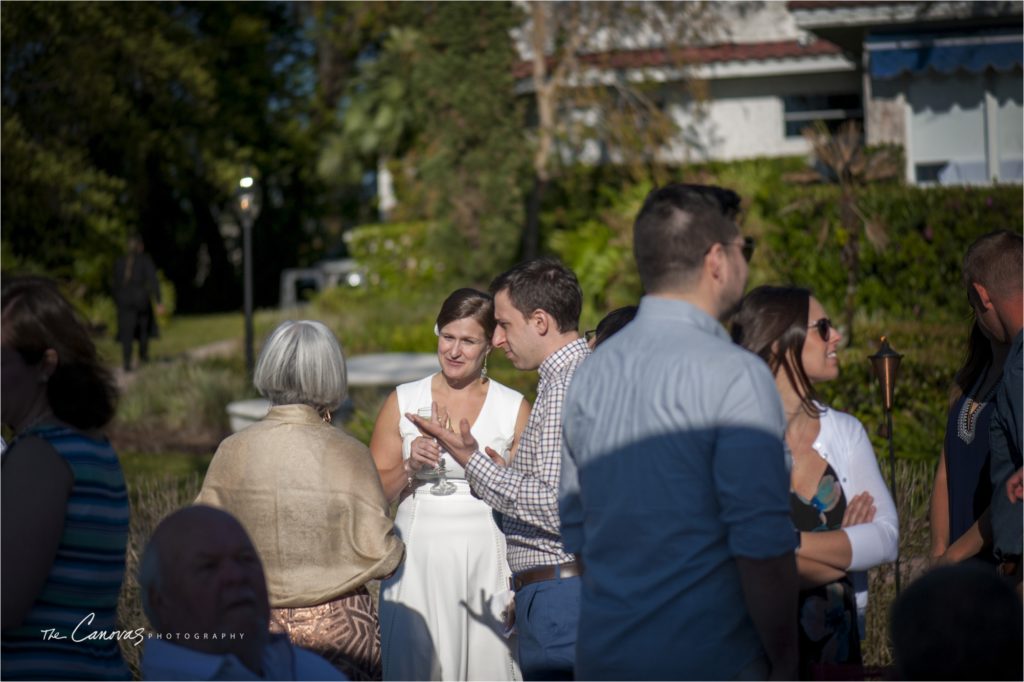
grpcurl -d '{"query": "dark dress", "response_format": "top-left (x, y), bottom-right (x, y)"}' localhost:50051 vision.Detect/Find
top-left (791, 462), bottom-right (862, 680)
top-left (944, 377), bottom-right (998, 564)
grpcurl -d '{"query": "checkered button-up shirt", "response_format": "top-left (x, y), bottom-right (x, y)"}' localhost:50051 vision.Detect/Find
top-left (465, 338), bottom-right (590, 573)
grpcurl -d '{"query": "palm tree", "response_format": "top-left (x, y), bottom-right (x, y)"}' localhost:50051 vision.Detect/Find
top-left (801, 120), bottom-right (901, 346)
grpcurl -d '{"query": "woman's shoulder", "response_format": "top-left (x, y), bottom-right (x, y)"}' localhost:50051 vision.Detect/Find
top-left (395, 374), bottom-right (436, 406)
top-left (817, 403), bottom-right (870, 445)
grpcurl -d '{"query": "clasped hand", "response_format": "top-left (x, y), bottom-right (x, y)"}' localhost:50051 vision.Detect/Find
top-left (841, 492), bottom-right (876, 527)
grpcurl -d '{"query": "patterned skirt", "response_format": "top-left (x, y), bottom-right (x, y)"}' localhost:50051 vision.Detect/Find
top-left (270, 586), bottom-right (383, 681)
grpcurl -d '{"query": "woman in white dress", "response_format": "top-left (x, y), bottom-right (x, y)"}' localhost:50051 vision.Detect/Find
top-left (371, 288), bottom-right (530, 681)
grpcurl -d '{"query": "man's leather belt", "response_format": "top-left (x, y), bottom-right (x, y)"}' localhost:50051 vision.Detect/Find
top-left (512, 561), bottom-right (581, 591)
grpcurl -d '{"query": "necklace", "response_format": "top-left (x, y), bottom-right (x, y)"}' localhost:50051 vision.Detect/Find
top-left (957, 370), bottom-right (997, 445)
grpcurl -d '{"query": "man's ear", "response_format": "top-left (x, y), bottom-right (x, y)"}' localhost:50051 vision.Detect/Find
top-left (705, 243), bottom-right (726, 282)
top-left (972, 282), bottom-right (994, 310)
top-left (531, 309), bottom-right (550, 336)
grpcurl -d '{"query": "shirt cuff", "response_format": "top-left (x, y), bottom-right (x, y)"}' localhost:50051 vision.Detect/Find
top-left (465, 450), bottom-right (496, 485)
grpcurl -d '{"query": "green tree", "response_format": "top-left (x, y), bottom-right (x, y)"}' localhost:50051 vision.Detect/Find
top-left (520, 1), bottom-right (719, 259)
top-left (331, 2), bottom-right (528, 286)
top-left (414, 2), bottom-right (528, 282)
top-left (799, 121), bottom-right (901, 345)
top-left (2, 2), bottom-right (331, 312)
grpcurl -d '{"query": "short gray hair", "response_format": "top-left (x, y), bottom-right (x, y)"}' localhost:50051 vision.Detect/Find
top-left (254, 320), bottom-right (347, 411)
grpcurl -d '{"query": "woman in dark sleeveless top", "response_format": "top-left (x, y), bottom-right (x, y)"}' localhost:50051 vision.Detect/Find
top-left (930, 321), bottom-right (1008, 565)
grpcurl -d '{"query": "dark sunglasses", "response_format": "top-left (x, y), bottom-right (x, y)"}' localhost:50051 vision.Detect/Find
top-left (808, 317), bottom-right (834, 342)
top-left (708, 236), bottom-right (756, 263)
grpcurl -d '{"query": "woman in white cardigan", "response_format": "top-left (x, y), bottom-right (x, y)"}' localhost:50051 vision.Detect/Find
top-left (732, 285), bottom-right (898, 679)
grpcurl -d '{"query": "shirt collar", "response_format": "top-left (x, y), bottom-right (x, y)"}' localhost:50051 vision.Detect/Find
top-left (142, 633), bottom-right (295, 681)
top-left (636, 295), bottom-right (730, 341)
top-left (264, 403), bottom-right (324, 426)
top-left (539, 338), bottom-right (591, 382)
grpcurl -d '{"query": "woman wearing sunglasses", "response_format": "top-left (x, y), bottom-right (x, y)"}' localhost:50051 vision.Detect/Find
top-left (731, 285), bottom-right (898, 680)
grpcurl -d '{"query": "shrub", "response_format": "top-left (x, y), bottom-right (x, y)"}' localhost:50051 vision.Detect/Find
top-left (112, 357), bottom-right (253, 453)
top-left (343, 221), bottom-right (449, 291)
top-left (764, 184), bottom-right (1022, 322)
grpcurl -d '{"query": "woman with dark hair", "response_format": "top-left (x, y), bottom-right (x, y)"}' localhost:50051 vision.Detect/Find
top-left (929, 315), bottom-right (1007, 564)
top-left (586, 305), bottom-right (638, 350)
top-left (732, 285), bottom-right (898, 679)
top-left (1, 276), bottom-right (130, 680)
top-left (371, 288), bottom-right (530, 681)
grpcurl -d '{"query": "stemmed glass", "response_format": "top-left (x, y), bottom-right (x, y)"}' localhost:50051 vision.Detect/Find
top-left (417, 406), bottom-right (456, 496)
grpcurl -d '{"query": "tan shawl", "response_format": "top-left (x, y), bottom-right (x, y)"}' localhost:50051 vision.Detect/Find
top-left (196, 404), bottom-right (404, 607)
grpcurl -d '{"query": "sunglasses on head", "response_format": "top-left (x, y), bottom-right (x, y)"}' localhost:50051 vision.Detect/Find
top-left (706, 236), bottom-right (756, 263)
top-left (808, 317), bottom-right (834, 342)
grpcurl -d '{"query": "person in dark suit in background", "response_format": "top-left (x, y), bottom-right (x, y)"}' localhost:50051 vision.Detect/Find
top-left (112, 235), bottom-right (164, 372)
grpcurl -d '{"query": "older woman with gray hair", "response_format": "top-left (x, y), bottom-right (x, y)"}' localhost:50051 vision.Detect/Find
top-left (197, 320), bottom-right (404, 681)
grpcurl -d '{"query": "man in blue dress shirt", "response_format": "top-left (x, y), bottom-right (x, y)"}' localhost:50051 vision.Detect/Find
top-left (560, 184), bottom-right (798, 680)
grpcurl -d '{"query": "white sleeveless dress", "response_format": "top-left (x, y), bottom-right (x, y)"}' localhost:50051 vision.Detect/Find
top-left (381, 374), bottom-right (524, 681)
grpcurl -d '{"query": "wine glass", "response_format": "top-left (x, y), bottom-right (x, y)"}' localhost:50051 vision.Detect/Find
top-left (416, 406), bottom-right (456, 496)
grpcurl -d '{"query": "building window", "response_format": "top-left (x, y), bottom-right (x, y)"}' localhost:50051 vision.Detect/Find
top-left (783, 93), bottom-right (864, 138)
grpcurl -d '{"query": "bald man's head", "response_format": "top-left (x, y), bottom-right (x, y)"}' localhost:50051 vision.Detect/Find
top-left (139, 506), bottom-right (270, 654)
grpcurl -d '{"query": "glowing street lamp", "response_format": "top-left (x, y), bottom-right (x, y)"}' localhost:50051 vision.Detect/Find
top-left (236, 173), bottom-right (261, 375)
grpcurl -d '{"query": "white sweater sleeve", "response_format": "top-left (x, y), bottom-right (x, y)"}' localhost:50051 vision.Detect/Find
top-left (839, 414), bottom-right (900, 570)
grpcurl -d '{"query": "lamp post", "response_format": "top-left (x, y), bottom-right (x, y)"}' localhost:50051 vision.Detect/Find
top-left (869, 335), bottom-right (903, 594)
top-left (236, 174), bottom-right (261, 376)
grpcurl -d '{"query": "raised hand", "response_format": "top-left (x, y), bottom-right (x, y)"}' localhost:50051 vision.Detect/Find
top-left (407, 411), bottom-right (479, 468)
top-left (1007, 468), bottom-right (1023, 503)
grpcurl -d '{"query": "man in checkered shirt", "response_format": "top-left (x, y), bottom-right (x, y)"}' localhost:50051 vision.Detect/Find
top-left (411, 257), bottom-right (590, 680)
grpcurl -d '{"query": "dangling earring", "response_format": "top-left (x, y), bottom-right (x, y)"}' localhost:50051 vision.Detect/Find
top-left (322, 408), bottom-right (332, 424)
top-left (481, 354), bottom-right (489, 383)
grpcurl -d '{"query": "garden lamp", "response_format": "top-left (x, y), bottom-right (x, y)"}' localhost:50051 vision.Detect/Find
top-left (868, 335), bottom-right (903, 594)
top-left (236, 173), bottom-right (261, 375)
top-left (869, 336), bottom-right (902, 411)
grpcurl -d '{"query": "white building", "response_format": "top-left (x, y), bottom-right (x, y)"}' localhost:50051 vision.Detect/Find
top-left (790, 0), bottom-right (1022, 185)
top-left (514, 0), bottom-right (1023, 184)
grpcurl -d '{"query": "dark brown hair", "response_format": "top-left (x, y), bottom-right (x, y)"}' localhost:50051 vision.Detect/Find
top-left (437, 288), bottom-right (496, 340)
top-left (2, 276), bottom-right (118, 430)
top-left (489, 258), bottom-right (582, 333)
top-left (633, 183), bottom-right (741, 294)
top-left (962, 230), bottom-right (1023, 297)
top-left (949, 320), bottom-right (993, 407)
top-left (730, 285), bottom-right (823, 418)
top-left (593, 305), bottom-right (638, 348)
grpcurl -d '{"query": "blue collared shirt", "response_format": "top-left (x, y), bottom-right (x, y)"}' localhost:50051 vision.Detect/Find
top-left (141, 633), bottom-right (346, 681)
top-left (560, 296), bottom-right (796, 680)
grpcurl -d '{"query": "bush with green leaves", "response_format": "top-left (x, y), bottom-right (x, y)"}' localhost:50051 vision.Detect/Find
top-left (342, 220), bottom-right (449, 291)
top-left (763, 184), bottom-right (1022, 322)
